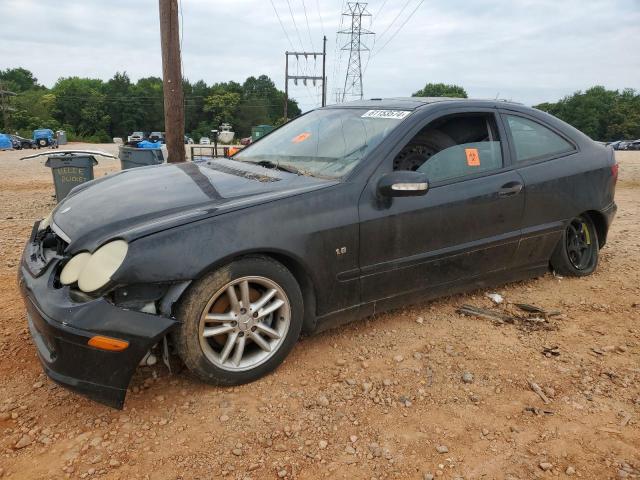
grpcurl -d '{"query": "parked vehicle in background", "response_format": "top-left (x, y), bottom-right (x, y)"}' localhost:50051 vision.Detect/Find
top-left (19, 98), bottom-right (618, 409)
top-left (33, 129), bottom-right (58, 148)
top-left (9, 134), bottom-right (36, 149)
top-left (626, 140), bottom-right (640, 151)
top-left (0, 133), bottom-right (13, 150)
top-left (240, 137), bottom-right (252, 146)
top-left (185, 136), bottom-right (194, 144)
top-left (128, 131), bottom-right (146, 143)
top-left (149, 132), bottom-right (165, 143)
top-left (607, 140), bottom-right (632, 150)
top-left (199, 137), bottom-right (211, 145)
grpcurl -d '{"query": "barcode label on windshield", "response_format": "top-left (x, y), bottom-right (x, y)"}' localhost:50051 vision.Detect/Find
top-left (361, 110), bottom-right (411, 120)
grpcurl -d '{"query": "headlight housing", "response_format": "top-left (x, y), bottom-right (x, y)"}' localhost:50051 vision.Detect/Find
top-left (38, 212), bottom-right (52, 231)
top-left (60, 240), bottom-right (129, 293)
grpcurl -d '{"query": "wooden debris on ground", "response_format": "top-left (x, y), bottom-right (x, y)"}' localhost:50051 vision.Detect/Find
top-left (456, 304), bottom-right (517, 324)
top-left (524, 406), bottom-right (554, 415)
top-left (515, 303), bottom-right (562, 319)
top-left (597, 426), bottom-right (623, 435)
top-left (456, 301), bottom-right (561, 331)
top-left (529, 381), bottom-right (551, 404)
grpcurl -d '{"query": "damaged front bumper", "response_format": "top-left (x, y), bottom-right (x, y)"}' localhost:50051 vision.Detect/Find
top-left (18, 259), bottom-right (178, 409)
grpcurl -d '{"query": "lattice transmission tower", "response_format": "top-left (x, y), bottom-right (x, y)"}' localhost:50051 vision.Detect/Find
top-left (339, 2), bottom-right (374, 102)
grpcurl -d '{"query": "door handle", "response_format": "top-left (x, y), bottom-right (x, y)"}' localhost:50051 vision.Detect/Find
top-left (498, 181), bottom-right (523, 197)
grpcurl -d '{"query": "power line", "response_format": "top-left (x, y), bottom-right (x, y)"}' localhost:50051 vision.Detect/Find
top-left (376, 0), bottom-right (411, 42)
top-left (301, 0), bottom-right (315, 51)
top-left (286, 0), bottom-right (306, 51)
top-left (315, 0), bottom-right (325, 36)
top-left (270, 0), bottom-right (296, 50)
top-left (330, 1), bottom-right (347, 102)
top-left (372, 0), bottom-right (390, 25)
top-left (373, 0), bottom-right (425, 57)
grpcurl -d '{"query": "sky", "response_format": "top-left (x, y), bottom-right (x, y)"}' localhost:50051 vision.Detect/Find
top-left (1, 0), bottom-right (639, 110)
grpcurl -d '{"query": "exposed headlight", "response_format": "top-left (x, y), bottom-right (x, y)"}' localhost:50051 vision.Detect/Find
top-left (60, 240), bottom-right (129, 293)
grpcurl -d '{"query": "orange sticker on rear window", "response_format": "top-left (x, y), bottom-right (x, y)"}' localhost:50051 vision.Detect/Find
top-left (292, 132), bottom-right (311, 143)
top-left (465, 148), bottom-right (480, 166)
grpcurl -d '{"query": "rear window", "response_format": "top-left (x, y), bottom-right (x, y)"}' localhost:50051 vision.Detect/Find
top-left (505, 115), bottom-right (574, 162)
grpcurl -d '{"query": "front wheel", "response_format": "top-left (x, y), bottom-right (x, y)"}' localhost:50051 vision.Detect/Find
top-left (175, 256), bottom-right (303, 385)
top-left (550, 214), bottom-right (599, 276)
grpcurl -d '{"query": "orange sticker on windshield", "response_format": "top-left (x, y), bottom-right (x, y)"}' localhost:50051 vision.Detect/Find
top-left (292, 132), bottom-right (311, 143)
top-left (465, 148), bottom-right (480, 166)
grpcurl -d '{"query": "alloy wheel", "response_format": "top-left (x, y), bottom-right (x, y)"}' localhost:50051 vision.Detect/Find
top-left (198, 276), bottom-right (291, 372)
top-left (566, 218), bottom-right (595, 270)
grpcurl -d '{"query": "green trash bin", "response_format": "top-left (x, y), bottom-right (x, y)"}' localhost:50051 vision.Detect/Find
top-left (251, 124), bottom-right (275, 142)
top-left (45, 153), bottom-right (98, 203)
top-left (118, 145), bottom-right (165, 170)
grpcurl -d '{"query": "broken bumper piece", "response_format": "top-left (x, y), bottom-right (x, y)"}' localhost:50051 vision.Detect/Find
top-left (18, 262), bottom-right (177, 409)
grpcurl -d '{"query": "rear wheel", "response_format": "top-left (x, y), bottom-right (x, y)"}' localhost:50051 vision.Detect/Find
top-left (37, 139), bottom-right (47, 148)
top-left (175, 256), bottom-right (303, 385)
top-left (550, 214), bottom-right (599, 276)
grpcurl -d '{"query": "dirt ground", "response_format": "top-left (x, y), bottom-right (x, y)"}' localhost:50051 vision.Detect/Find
top-left (0, 144), bottom-right (638, 480)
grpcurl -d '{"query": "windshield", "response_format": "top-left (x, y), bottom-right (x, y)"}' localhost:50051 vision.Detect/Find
top-left (233, 108), bottom-right (411, 178)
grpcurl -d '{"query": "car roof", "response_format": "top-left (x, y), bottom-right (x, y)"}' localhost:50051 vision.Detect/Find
top-left (324, 97), bottom-right (524, 110)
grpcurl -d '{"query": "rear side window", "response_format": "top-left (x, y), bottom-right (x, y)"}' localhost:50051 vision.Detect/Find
top-left (393, 113), bottom-right (503, 183)
top-left (505, 115), bottom-right (574, 162)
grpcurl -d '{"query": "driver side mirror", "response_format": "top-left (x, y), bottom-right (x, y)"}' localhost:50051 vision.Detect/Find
top-left (377, 171), bottom-right (429, 198)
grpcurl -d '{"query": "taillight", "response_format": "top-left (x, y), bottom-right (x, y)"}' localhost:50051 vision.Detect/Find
top-left (611, 163), bottom-right (619, 184)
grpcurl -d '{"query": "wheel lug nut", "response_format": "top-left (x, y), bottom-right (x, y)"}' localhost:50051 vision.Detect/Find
top-left (251, 326), bottom-right (257, 332)
top-left (253, 312), bottom-right (258, 318)
top-left (240, 308), bottom-right (247, 314)
top-left (239, 332), bottom-right (244, 337)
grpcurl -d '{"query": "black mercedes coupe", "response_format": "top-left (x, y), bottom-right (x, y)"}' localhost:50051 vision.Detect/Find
top-left (19, 98), bottom-right (617, 408)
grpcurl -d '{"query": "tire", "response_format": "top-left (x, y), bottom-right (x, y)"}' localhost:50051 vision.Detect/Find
top-left (37, 139), bottom-right (47, 147)
top-left (175, 256), bottom-right (304, 385)
top-left (550, 214), bottom-right (599, 277)
top-left (393, 130), bottom-right (455, 171)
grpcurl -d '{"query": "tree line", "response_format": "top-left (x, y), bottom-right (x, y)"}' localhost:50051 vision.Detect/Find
top-left (2, 69), bottom-right (638, 143)
top-left (0, 67), bottom-right (301, 142)
top-left (413, 83), bottom-right (640, 141)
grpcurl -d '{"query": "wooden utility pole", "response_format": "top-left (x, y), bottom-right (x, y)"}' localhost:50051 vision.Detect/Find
top-left (159, 0), bottom-right (185, 163)
top-left (0, 83), bottom-right (16, 131)
top-left (284, 53), bottom-right (289, 122)
top-left (321, 36), bottom-right (327, 107)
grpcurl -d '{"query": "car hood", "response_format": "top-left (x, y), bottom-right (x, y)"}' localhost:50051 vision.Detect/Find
top-left (52, 159), bottom-right (335, 252)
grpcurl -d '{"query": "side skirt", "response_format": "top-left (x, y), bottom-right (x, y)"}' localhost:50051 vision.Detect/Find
top-left (312, 263), bottom-right (549, 334)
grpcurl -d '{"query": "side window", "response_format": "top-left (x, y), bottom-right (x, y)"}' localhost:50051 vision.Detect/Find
top-left (392, 113), bottom-right (503, 183)
top-left (505, 115), bottom-right (574, 162)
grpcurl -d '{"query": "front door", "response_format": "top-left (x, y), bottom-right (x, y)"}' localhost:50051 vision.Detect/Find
top-left (358, 108), bottom-right (525, 304)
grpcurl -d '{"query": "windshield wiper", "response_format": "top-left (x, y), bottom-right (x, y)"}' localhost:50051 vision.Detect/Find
top-left (250, 160), bottom-right (308, 176)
